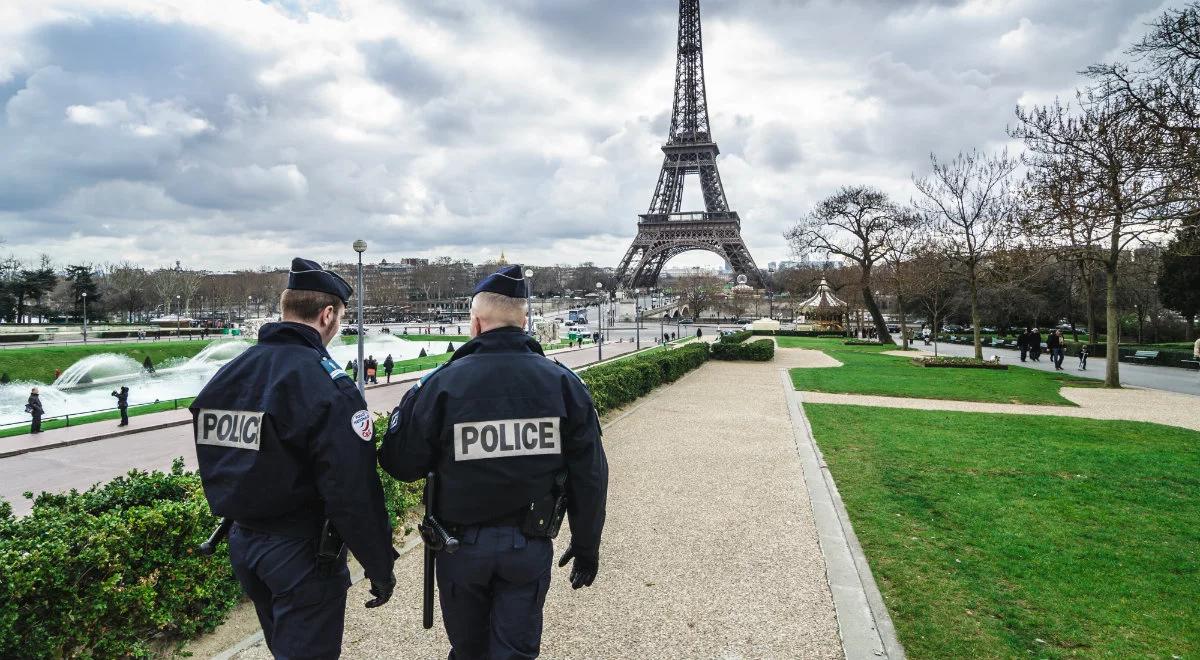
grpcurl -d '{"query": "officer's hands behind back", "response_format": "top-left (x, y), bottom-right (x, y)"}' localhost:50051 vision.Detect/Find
top-left (557, 545), bottom-right (598, 589)
top-left (365, 572), bottom-right (396, 608)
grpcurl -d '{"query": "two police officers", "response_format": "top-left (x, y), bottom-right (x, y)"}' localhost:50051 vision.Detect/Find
top-left (193, 258), bottom-right (397, 659)
top-left (380, 264), bottom-right (609, 659)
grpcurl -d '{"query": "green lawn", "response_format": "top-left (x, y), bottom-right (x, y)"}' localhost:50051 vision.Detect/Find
top-left (0, 340), bottom-right (214, 384)
top-left (779, 337), bottom-right (1098, 406)
top-left (0, 398), bottom-right (195, 438)
top-left (805, 404), bottom-right (1199, 659)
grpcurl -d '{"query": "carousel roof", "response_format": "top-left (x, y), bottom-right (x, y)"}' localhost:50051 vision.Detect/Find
top-left (798, 278), bottom-right (846, 309)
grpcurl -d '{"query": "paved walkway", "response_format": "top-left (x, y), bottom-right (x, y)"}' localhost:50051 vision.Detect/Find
top-left (924, 341), bottom-right (1200, 396)
top-left (216, 349), bottom-right (847, 659)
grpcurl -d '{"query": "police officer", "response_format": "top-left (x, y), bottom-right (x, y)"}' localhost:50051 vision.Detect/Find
top-left (192, 258), bottom-right (397, 659)
top-left (380, 264), bottom-right (608, 659)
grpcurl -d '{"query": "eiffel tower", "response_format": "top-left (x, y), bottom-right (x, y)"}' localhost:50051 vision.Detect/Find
top-left (614, 0), bottom-right (763, 290)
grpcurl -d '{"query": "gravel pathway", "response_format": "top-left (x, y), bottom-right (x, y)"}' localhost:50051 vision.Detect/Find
top-left (224, 353), bottom-right (842, 659)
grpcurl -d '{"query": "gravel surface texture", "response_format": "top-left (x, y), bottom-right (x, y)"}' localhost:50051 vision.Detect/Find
top-left (227, 352), bottom-right (842, 659)
top-left (800, 388), bottom-right (1200, 431)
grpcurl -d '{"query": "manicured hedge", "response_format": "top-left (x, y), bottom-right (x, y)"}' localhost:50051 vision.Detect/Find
top-left (0, 459), bottom-right (243, 659)
top-left (0, 333), bottom-right (41, 343)
top-left (581, 343), bottom-right (709, 414)
top-left (719, 330), bottom-right (752, 344)
top-left (710, 338), bottom-right (776, 361)
top-left (913, 356), bottom-right (1007, 370)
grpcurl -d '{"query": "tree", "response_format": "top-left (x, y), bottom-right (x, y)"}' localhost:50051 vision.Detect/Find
top-left (883, 209), bottom-right (928, 349)
top-left (64, 265), bottom-right (100, 321)
top-left (1013, 92), bottom-right (1177, 387)
top-left (675, 274), bottom-right (724, 320)
top-left (786, 186), bottom-right (907, 344)
top-left (913, 149), bottom-right (1019, 358)
top-left (1158, 215), bottom-right (1200, 338)
top-left (908, 243), bottom-right (958, 356)
top-left (100, 263), bottom-right (148, 323)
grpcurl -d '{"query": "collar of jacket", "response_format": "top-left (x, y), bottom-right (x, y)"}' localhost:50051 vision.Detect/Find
top-left (448, 326), bottom-right (544, 363)
top-left (258, 321), bottom-right (332, 358)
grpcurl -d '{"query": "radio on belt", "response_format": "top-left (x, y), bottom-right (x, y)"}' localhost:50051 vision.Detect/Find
top-left (453, 417), bottom-right (562, 461)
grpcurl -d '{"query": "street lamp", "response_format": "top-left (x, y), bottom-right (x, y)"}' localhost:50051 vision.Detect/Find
top-left (81, 291), bottom-right (88, 343)
top-left (524, 268), bottom-right (535, 334)
top-left (595, 282), bottom-right (604, 360)
top-left (176, 294), bottom-right (181, 337)
top-left (634, 288), bottom-right (641, 350)
top-left (353, 239), bottom-right (368, 396)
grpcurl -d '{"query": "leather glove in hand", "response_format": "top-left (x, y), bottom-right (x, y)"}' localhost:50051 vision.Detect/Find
top-left (364, 572), bottom-right (396, 608)
top-left (557, 545), bottom-right (599, 589)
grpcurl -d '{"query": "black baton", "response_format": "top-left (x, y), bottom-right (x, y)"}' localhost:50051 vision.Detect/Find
top-left (199, 517), bottom-right (233, 556)
top-left (420, 472), bottom-right (460, 630)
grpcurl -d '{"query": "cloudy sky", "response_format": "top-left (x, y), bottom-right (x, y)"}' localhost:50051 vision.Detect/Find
top-left (0, 0), bottom-right (1181, 271)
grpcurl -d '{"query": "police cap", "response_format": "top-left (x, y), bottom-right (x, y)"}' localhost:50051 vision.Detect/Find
top-left (288, 258), bottom-right (353, 303)
top-left (473, 264), bottom-right (528, 299)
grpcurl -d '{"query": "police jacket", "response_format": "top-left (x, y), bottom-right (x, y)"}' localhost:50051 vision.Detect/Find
top-left (191, 322), bottom-right (394, 581)
top-left (380, 326), bottom-right (608, 557)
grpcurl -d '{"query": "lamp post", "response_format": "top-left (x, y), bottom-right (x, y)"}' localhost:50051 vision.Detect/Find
top-left (595, 282), bottom-right (603, 360)
top-left (633, 288), bottom-right (641, 350)
top-left (176, 295), bottom-right (181, 337)
top-left (81, 292), bottom-right (88, 343)
top-left (524, 268), bottom-right (535, 334)
top-left (353, 240), bottom-right (368, 396)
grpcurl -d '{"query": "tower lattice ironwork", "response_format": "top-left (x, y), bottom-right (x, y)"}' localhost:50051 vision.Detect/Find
top-left (614, 0), bottom-right (763, 290)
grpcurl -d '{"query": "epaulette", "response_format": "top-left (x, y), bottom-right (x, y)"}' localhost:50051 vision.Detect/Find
top-left (319, 356), bottom-right (351, 381)
top-left (415, 360), bottom-right (451, 389)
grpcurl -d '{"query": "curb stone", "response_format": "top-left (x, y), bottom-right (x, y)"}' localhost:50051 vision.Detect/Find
top-left (780, 370), bottom-right (905, 660)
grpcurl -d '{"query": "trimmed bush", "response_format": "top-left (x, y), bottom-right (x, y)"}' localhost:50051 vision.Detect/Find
top-left (710, 338), bottom-right (775, 361)
top-left (581, 343), bottom-right (709, 414)
top-left (913, 356), bottom-right (1007, 370)
top-left (751, 329), bottom-right (840, 337)
top-left (0, 459), bottom-right (243, 658)
top-left (719, 330), bottom-right (752, 344)
top-left (0, 333), bottom-right (41, 343)
top-left (844, 340), bottom-right (882, 346)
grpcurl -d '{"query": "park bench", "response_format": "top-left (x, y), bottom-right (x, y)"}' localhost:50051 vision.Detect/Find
top-left (1181, 359), bottom-right (1200, 371)
top-left (1121, 350), bottom-right (1159, 364)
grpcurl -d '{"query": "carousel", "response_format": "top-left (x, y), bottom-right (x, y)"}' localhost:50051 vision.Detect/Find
top-left (797, 278), bottom-right (847, 332)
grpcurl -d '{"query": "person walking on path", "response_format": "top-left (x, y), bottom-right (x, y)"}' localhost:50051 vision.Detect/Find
top-left (1029, 327), bottom-right (1043, 362)
top-left (381, 264), bottom-right (607, 659)
top-left (1018, 327), bottom-right (1030, 362)
top-left (26, 388), bottom-right (44, 433)
top-left (1048, 329), bottom-right (1066, 371)
top-left (366, 355), bottom-right (378, 384)
top-left (111, 386), bottom-right (130, 426)
top-left (1194, 336), bottom-right (1200, 361)
top-left (383, 354), bottom-right (394, 383)
top-left (696, 328), bottom-right (703, 339)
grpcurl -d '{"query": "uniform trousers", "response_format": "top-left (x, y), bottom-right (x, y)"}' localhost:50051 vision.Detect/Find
top-left (228, 524), bottom-right (351, 660)
top-left (436, 525), bottom-right (553, 660)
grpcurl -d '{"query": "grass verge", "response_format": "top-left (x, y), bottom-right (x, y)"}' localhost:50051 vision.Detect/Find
top-left (805, 403), bottom-right (1199, 659)
top-left (780, 337), bottom-right (1097, 406)
top-left (0, 398), bottom-right (195, 438)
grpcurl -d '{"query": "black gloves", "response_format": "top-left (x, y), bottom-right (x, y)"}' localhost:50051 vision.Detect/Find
top-left (557, 545), bottom-right (599, 589)
top-left (364, 572), bottom-right (396, 608)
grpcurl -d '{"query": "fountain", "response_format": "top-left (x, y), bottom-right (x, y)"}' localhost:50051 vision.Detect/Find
top-left (0, 340), bottom-right (252, 427)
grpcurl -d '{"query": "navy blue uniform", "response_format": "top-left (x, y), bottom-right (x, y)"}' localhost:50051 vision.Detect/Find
top-left (192, 322), bottom-right (394, 659)
top-left (380, 327), bottom-right (608, 660)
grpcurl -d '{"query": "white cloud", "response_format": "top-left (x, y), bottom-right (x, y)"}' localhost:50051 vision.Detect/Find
top-left (0, 0), bottom-right (1186, 271)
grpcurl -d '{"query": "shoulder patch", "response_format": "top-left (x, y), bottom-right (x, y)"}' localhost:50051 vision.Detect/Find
top-left (320, 357), bottom-right (350, 381)
top-left (351, 409), bottom-right (374, 441)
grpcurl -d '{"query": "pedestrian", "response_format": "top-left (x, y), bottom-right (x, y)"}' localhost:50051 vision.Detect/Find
top-left (26, 387), bottom-right (44, 433)
top-left (1017, 327), bottom-right (1030, 362)
top-left (696, 328), bottom-right (702, 339)
top-left (381, 264), bottom-right (608, 659)
top-left (383, 354), bottom-right (394, 383)
top-left (54, 367), bottom-right (62, 381)
top-left (1048, 329), bottom-right (1065, 371)
top-left (1194, 336), bottom-right (1200, 361)
top-left (1078, 344), bottom-right (1089, 371)
top-left (365, 355), bottom-right (377, 385)
top-left (1029, 327), bottom-right (1043, 362)
top-left (191, 258), bottom-right (397, 658)
top-left (346, 359), bottom-right (357, 383)
top-left (112, 386), bottom-right (130, 426)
